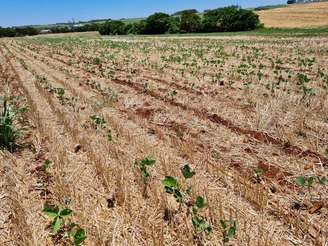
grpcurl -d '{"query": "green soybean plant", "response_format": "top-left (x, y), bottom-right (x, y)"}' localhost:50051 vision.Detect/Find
top-left (162, 165), bottom-right (212, 234)
top-left (220, 220), bottom-right (237, 244)
top-left (134, 157), bottom-right (156, 184)
top-left (43, 203), bottom-right (86, 245)
top-left (0, 96), bottom-right (22, 152)
top-left (162, 176), bottom-right (183, 203)
top-left (134, 157), bottom-right (156, 197)
top-left (55, 88), bottom-right (66, 104)
top-left (296, 175), bottom-right (327, 191)
top-left (90, 114), bottom-right (105, 130)
top-left (43, 159), bottom-right (52, 172)
top-left (43, 202), bottom-right (73, 234)
top-left (192, 196), bottom-right (212, 233)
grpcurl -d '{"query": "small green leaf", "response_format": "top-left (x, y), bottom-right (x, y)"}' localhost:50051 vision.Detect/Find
top-left (140, 157), bottom-right (156, 166)
top-left (220, 220), bottom-right (227, 230)
top-left (43, 203), bottom-right (59, 219)
top-left (74, 228), bottom-right (86, 245)
top-left (195, 196), bottom-right (207, 209)
top-left (173, 189), bottom-right (183, 203)
top-left (52, 217), bottom-right (62, 234)
top-left (226, 221), bottom-right (237, 241)
top-left (192, 216), bottom-right (212, 233)
top-left (295, 176), bottom-right (306, 186)
top-left (162, 176), bottom-right (179, 190)
top-left (181, 165), bottom-right (195, 179)
top-left (325, 148), bottom-right (328, 157)
top-left (59, 208), bottom-right (72, 218)
top-left (319, 177), bottom-right (328, 185)
top-left (43, 159), bottom-right (51, 170)
top-left (307, 176), bottom-right (315, 187)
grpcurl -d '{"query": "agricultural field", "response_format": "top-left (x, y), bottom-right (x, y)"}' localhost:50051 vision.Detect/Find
top-left (0, 33), bottom-right (328, 246)
top-left (257, 2), bottom-right (328, 28)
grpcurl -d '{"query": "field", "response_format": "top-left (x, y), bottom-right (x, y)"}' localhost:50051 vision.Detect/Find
top-left (0, 33), bottom-right (328, 245)
top-left (257, 2), bottom-right (328, 28)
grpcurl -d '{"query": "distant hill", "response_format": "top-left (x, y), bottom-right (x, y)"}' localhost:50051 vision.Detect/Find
top-left (256, 1), bottom-right (328, 28)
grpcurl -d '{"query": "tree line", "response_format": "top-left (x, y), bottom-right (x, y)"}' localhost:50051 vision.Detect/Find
top-left (0, 6), bottom-right (261, 38)
top-left (99, 6), bottom-right (261, 35)
top-left (0, 26), bottom-right (39, 38)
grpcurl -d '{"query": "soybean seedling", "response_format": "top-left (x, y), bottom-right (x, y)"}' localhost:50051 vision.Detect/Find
top-left (55, 88), bottom-right (66, 104)
top-left (43, 202), bottom-right (72, 234)
top-left (90, 115), bottom-right (105, 131)
top-left (134, 157), bottom-right (156, 197)
top-left (253, 168), bottom-right (263, 183)
top-left (168, 90), bottom-right (177, 101)
top-left (295, 175), bottom-right (327, 199)
top-left (162, 165), bottom-right (212, 234)
top-left (220, 220), bottom-right (237, 244)
top-left (135, 157), bottom-right (156, 183)
top-left (43, 159), bottom-right (51, 172)
top-left (0, 96), bottom-right (22, 152)
top-left (43, 203), bottom-right (86, 245)
top-left (295, 176), bottom-right (315, 188)
top-left (192, 196), bottom-right (212, 233)
top-left (162, 176), bottom-right (183, 203)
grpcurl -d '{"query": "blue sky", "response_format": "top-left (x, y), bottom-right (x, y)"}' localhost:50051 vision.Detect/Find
top-left (0, 0), bottom-right (285, 27)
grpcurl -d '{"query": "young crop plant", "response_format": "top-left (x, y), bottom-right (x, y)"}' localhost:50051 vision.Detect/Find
top-left (134, 157), bottom-right (156, 198)
top-left (219, 220), bottom-right (237, 244)
top-left (168, 90), bottom-right (178, 101)
top-left (135, 157), bottom-right (156, 183)
top-left (55, 88), bottom-right (66, 104)
top-left (162, 165), bottom-right (212, 234)
top-left (43, 159), bottom-right (52, 172)
top-left (0, 96), bottom-right (22, 152)
top-left (253, 168), bottom-right (263, 183)
top-left (90, 114), bottom-right (106, 131)
top-left (295, 175), bottom-right (327, 198)
top-left (297, 73), bottom-right (315, 98)
top-left (43, 202), bottom-right (86, 245)
top-left (43, 202), bottom-right (72, 234)
top-left (92, 57), bottom-right (102, 66)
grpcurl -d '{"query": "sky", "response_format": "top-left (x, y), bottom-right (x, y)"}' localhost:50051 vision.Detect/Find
top-left (0, 0), bottom-right (286, 27)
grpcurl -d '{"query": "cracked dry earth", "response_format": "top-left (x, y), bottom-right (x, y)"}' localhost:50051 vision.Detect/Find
top-left (0, 34), bottom-right (328, 245)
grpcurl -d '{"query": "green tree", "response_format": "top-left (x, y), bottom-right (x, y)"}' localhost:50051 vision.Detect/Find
top-left (202, 6), bottom-right (260, 32)
top-left (180, 12), bottom-right (201, 33)
top-left (144, 12), bottom-right (171, 34)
